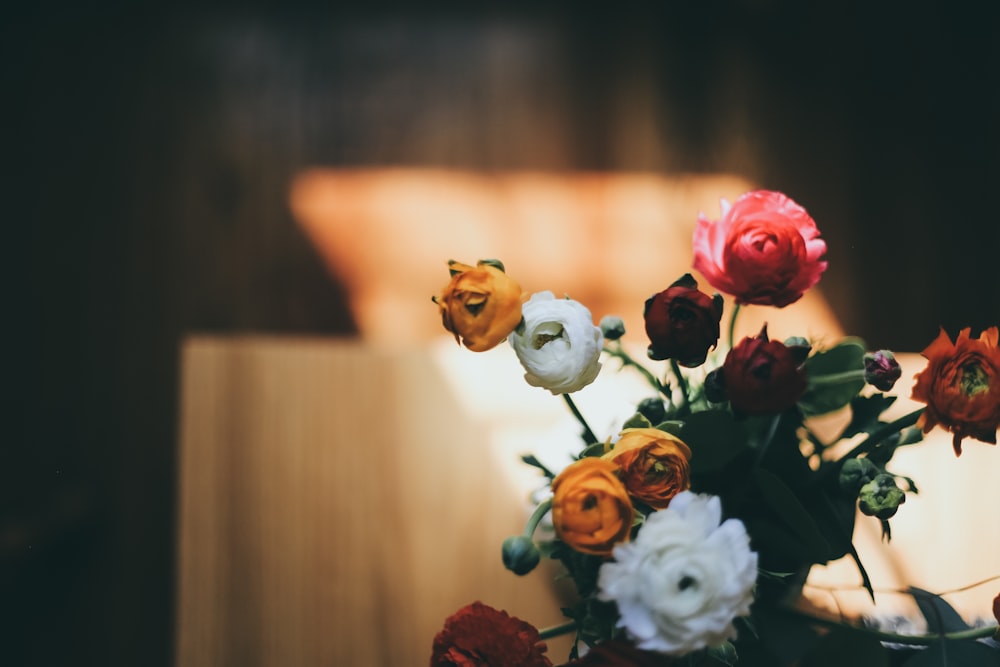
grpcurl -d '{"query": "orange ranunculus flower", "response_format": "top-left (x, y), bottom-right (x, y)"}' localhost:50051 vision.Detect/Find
top-left (602, 428), bottom-right (692, 509)
top-left (551, 457), bottom-right (634, 556)
top-left (432, 259), bottom-right (525, 352)
top-left (911, 326), bottom-right (1000, 457)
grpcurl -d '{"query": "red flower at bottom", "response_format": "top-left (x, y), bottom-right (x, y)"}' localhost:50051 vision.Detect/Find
top-left (431, 601), bottom-right (553, 667)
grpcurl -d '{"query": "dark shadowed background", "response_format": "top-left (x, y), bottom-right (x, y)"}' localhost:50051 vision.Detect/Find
top-left (4, 3), bottom-right (998, 665)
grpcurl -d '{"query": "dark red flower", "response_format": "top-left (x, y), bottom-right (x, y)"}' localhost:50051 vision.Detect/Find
top-left (430, 601), bottom-right (553, 667)
top-left (992, 591), bottom-right (999, 626)
top-left (911, 326), bottom-right (1000, 456)
top-left (720, 324), bottom-right (808, 416)
top-left (644, 274), bottom-right (723, 367)
top-left (559, 640), bottom-right (675, 666)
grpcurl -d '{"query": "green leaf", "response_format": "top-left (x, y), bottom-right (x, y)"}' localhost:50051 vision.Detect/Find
top-left (520, 454), bottom-right (555, 478)
top-left (577, 442), bottom-right (608, 459)
top-left (902, 639), bottom-right (999, 666)
top-left (653, 420), bottom-right (685, 437)
top-left (896, 426), bottom-right (925, 447)
top-left (754, 606), bottom-right (821, 665)
top-left (477, 258), bottom-right (506, 272)
top-left (744, 519), bottom-right (816, 567)
top-left (799, 338), bottom-right (868, 416)
top-left (621, 412), bottom-right (652, 429)
top-left (799, 628), bottom-right (888, 666)
top-left (753, 469), bottom-right (832, 563)
top-left (679, 409), bottom-right (751, 473)
top-left (908, 587), bottom-right (972, 633)
top-left (841, 394), bottom-right (898, 438)
top-left (707, 641), bottom-right (739, 666)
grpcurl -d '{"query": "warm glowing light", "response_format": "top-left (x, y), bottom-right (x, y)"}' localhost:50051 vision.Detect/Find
top-left (290, 168), bottom-right (844, 346)
top-left (287, 167), bottom-right (997, 626)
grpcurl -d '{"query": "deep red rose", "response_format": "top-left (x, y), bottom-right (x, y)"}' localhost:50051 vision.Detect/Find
top-left (559, 640), bottom-right (675, 666)
top-left (692, 190), bottom-right (827, 308)
top-left (430, 601), bottom-right (553, 667)
top-left (992, 591), bottom-right (1000, 626)
top-left (644, 274), bottom-right (724, 367)
top-left (911, 326), bottom-right (1000, 456)
top-left (721, 324), bottom-right (808, 416)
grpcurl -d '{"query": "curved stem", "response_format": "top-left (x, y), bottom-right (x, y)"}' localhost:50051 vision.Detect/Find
top-left (753, 413), bottom-right (783, 467)
top-left (819, 495), bottom-right (875, 601)
top-left (669, 359), bottom-right (691, 415)
top-left (775, 605), bottom-right (998, 646)
top-left (604, 344), bottom-right (668, 397)
top-left (807, 369), bottom-right (866, 387)
top-left (523, 498), bottom-right (553, 538)
top-left (820, 408), bottom-right (924, 482)
top-left (538, 620), bottom-right (577, 640)
top-left (728, 302), bottom-right (742, 350)
top-left (563, 393), bottom-right (599, 445)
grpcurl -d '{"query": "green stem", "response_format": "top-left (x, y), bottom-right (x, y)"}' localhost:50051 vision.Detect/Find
top-left (669, 359), bottom-right (691, 415)
top-left (727, 302), bottom-right (742, 350)
top-left (807, 369), bottom-right (867, 387)
top-left (563, 393), bottom-right (599, 445)
top-left (538, 620), bottom-right (577, 640)
top-left (753, 413), bottom-right (783, 466)
top-left (523, 499), bottom-right (553, 538)
top-left (604, 344), bottom-right (668, 397)
top-left (820, 408), bottom-right (925, 482)
top-left (774, 605), bottom-right (998, 646)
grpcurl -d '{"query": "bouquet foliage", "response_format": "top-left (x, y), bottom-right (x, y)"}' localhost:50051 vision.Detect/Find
top-left (429, 190), bottom-right (1000, 666)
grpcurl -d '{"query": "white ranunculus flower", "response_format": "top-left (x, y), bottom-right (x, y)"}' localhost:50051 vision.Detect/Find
top-left (597, 491), bottom-right (758, 655)
top-left (509, 291), bottom-right (603, 395)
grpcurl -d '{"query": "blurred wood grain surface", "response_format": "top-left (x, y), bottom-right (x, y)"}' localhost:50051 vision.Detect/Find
top-left (176, 339), bottom-right (1000, 666)
top-left (175, 337), bottom-right (573, 667)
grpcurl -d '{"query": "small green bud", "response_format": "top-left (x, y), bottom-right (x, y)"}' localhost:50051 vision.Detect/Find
top-left (703, 368), bottom-right (727, 403)
top-left (636, 397), bottom-right (667, 425)
top-left (839, 457), bottom-right (880, 496)
top-left (858, 474), bottom-right (906, 520)
top-left (501, 535), bottom-right (541, 575)
top-left (600, 315), bottom-right (626, 341)
top-left (783, 337), bottom-right (812, 365)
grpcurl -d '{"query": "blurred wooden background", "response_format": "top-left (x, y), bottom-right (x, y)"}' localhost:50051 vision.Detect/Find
top-left (5, 3), bottom-right (999, 666)
top-left (173, 339), bottom-right (1000, 667)
top-left (175, 337), bottom-right (577, 666)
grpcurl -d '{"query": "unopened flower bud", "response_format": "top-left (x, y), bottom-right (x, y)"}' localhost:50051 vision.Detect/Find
top-left (858, 474), bottom-right (906, 519)
top-left (784, 337), bottom-right (813, 365)
top-left (501, 535), bottom-right (541, 575)
top-left (600, 315), bottom-right (626, 341)
top-left (864, 350), bottom-right (902, 392)
top-left (703, 368), bottom-right (727, 403)
top-left (839, 457), bottom-right (880, 496)
top-left (636, 397), bottom-right (667, 425)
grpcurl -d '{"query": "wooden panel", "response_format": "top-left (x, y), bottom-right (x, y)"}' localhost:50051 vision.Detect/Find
top-left (177, 340), bottom-right (1000, 666)
top-left (175, 337), bottom-right (572, 666)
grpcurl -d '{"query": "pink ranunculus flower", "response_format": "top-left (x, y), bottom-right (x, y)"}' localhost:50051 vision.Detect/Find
top-left (692, 190), bottom-right (827, 308)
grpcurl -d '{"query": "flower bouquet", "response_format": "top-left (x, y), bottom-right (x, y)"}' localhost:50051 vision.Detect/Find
top-left (429, 190), bottom-right (1000, 666)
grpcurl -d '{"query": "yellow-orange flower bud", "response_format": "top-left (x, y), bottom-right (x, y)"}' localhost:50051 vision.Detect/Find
top-left (433, 259), bottom-right (524, 352)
